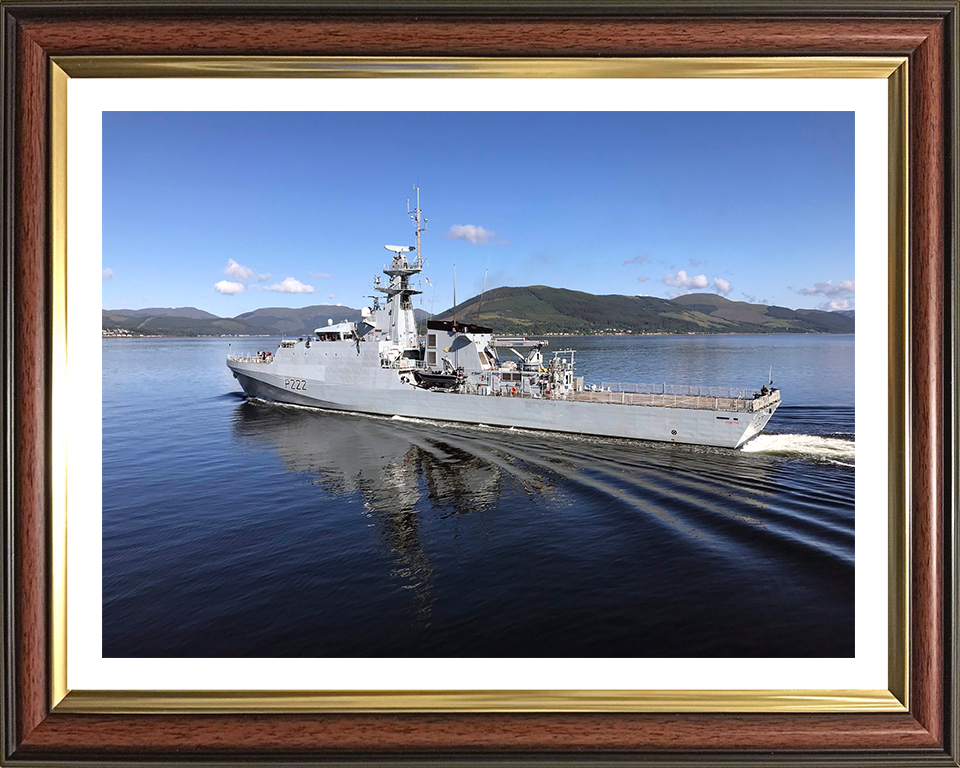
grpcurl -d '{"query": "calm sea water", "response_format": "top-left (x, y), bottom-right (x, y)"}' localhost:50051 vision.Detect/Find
top-left (103, 334), bottom-right (855, 658)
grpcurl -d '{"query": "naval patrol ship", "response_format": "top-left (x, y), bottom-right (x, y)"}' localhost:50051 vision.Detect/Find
top-left (227, 191), bottom-right (781, 449)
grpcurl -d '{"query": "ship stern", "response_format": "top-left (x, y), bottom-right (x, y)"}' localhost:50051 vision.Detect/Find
top-left (734, 391), bottom-right (782, 448)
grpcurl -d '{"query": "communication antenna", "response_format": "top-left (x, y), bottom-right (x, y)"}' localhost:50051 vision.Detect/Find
top-left (476, 254), bottom-right (491, 323)
top-left (769, 365), bottom-right (773, 386)
top-left (476, 268), bottom-right (488, 323)
top-left (408, 186), bottom-right (427, 269)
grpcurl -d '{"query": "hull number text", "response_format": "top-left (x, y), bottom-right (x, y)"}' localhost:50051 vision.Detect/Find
top-left (284, 378), bottom-right (307, 391)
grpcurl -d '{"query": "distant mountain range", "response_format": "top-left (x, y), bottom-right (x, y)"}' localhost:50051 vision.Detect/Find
top-left (433, 287), bottom-right (855, 335)
top-left (103, 290), bottom-right (854, 337)
top-left (108, 307), bottom-right (220, 320)
top-left (102, 305), bottom-right (432, 337)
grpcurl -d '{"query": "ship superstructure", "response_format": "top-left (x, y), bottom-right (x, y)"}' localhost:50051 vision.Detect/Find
top-left (227, 190), bottom-right (781, 448)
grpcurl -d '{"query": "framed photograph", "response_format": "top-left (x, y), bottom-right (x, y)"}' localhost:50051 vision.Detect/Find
top-left (2, 1), bottom-right (957, 766)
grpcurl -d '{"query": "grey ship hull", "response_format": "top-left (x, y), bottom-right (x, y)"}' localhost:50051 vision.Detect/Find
top-left (227, 343), bottom-right (778, 449)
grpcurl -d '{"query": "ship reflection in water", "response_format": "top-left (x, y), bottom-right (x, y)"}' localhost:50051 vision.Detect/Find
top-left (231, 401), bottom-right (559, 619)
top-left (224, 398), bottom-right (853, 658)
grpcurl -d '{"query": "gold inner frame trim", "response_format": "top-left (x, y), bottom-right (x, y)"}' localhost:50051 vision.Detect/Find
top-left (50, 55), bottom-right (909, 715)
top-left (50, 61), bottom-right (68, 710)
top-left (56, 688), bottom-right (904, 714)
top-left (53, 55), bottom-right (905, 79)
top-left (886, 62), bottom-right (910, 710)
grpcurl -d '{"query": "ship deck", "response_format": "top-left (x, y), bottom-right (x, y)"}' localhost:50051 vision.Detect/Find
top-left (563, 389), bottom-right (780, 413)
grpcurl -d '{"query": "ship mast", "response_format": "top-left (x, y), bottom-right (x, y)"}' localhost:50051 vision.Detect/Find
top-left (374, 190), bottom-right (426, 350)
top-left (408, 186), bottom-right (426, 270)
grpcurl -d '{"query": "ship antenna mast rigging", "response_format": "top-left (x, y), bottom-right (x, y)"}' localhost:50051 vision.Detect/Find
top-left (408, 186), bottom-right (426, 270)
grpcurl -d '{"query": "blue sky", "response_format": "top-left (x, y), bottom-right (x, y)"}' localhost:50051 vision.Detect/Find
top-left (103, 111), bottom-right (855, 316)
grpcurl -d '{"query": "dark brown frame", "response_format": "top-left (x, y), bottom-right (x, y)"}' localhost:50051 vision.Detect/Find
top-left (2, 2), bottom-right (958, 765)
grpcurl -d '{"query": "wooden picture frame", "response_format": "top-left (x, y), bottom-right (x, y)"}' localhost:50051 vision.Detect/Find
top-left (2, 1), bottom-right (957, 765)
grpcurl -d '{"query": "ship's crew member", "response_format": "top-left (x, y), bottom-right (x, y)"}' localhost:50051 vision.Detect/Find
top-left (760, 384), bottom-right (769, 396)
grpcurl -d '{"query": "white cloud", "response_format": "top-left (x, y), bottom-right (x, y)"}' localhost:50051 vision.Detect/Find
top-left (264, 277), bottom-right (314, 294)
top-left (662, 270), bottom-right (709, 289)
top-left (712, 276), bottom-right (733, 295)
top-left (102, 268), bottom-right (113, 280)
top-left (637, 274), bottom-right (650, 283)
top-left (224, 258), bottom-right (254, 282)
top-left (329, 293), bottom-right (336, 300)
top-left (689, 258), bottom-right (703, 267)
top-left (257, 273), bottom-right (270, 282)
top-left (798, 279), bottom-right (855, 298)
top-left (447, 224), bottom-right (496, 245)
top-left (308, 271), bottom-right (332, 279)
top-left (825, 298), bottom-right (851, 311)
top-left (623, 253), bottom-right (649, 266)
top-left (214, 280), bottom-right (244, 295)
top-left (798, 279), bottom-right (855, 310)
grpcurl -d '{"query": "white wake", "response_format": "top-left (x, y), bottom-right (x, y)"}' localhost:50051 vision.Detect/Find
top-left (741, 433), bottom-right (855, 465)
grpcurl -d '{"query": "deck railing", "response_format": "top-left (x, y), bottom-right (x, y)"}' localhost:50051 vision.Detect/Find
top-left (381, 358), bottom-right (429, 370)
top-left (598, 382), bottom-right (753, 400)
top-left (567, 389), bottom-right (779, 412)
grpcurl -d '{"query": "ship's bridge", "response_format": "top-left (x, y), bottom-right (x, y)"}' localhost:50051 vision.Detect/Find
top-left (314, 321), bottom-right (357, 341)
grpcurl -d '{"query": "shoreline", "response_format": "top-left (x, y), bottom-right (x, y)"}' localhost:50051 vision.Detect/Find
top-left (103, 330), bottom-right (855, 340)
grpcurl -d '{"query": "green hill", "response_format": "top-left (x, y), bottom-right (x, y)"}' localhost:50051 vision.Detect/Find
top-left (235, 306), bottom-right (432, 336)
top-left (103, 306), bottom-right (432, 337)
top-left (435, 287), bottom-right (855, 335)
top-left (108, 306), bottom-right (219, 320)
top-left (670, 293), bottom-right (855, 334)
top-left (102, 312), bottom-right (264, 337)
top-left (235, 305), bottom-right (365, 336)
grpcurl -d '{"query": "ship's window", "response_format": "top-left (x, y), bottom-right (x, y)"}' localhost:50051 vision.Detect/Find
top-left (428, 351), bottom-right (437, 366)
top-left (428, 334), bottom-right (437, 348)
